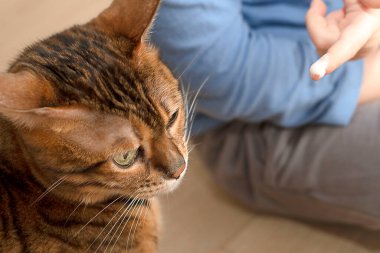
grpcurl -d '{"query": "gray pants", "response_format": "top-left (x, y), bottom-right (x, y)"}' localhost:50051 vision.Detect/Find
top-left (195, 101), bottom-right (380, 230)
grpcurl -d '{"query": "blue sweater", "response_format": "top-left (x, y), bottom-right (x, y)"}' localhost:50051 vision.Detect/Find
top-left (151, 0), bottom-right (363, 135)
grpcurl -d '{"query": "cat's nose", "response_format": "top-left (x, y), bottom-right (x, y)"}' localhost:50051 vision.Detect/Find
top-left (166, 158), bottom-right (186, 180)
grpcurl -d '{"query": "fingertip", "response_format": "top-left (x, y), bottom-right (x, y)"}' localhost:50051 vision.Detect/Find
top-left (306, 0), bottom-right (329, 39)
top-left (310, 74), bottom-right (322, 81)
top-left (310, 70), bottom-right (325, 81)
top-left (310, 72), bottom-right (323, 81)
top-left (310, 54), bottom-right (329, 80)
top-left (309, 0), bottom-right (327, 15)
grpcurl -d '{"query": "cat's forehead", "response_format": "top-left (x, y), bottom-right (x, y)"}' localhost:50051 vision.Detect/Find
top-left (10, 25), bottom-right (180, 129)
top-left (135, 50), bottom-right (182, 112)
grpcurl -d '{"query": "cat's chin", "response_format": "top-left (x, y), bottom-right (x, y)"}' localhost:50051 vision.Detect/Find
top-left (165, 176), bottom-right (184, 191)
top-left (158, 171), bottom-right (187, 195)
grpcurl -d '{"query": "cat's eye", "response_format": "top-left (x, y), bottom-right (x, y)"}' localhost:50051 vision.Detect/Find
top-left (167, 109), bottom-right (179, 128)
top-left (113, 148), bottom-right (139, 168)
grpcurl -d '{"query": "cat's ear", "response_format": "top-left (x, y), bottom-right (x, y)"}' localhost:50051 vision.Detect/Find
top-left (92, 0), bottom-right (161, 42)
top-left (0, 105), bottom-right (92, 130)
top-left (0, 71), bottom-right (55, 110)
top-left (1, 104), bottom-right (135, 155)
top-left (0, 71), bottom-right (80, 130)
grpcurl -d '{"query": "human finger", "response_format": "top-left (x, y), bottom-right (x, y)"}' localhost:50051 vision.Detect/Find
top-left (310, 14), bottom-right (376, 80)
top-left (306, 0), bottom-right (331, 48)
top-left (360, 0), bottom-right (380, 8)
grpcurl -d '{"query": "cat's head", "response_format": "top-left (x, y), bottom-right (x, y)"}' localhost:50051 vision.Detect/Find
top-left (0, 0), bottom-right (188, 204)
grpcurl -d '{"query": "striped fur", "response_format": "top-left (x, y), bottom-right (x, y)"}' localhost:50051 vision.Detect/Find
top-left (0, 0), bottom-right (187, 252)
top-left (10, 25), bottom-right (164, 129)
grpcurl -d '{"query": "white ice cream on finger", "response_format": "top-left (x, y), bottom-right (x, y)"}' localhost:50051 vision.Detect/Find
top-left (310, 54), bottom-right (329, 81)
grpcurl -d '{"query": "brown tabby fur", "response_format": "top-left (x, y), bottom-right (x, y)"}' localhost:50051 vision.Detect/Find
top-left (0, 0), bottom-right (188, 252)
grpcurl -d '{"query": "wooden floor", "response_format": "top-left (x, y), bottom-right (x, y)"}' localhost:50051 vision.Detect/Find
top-left (1, 1), bottom-right (380, 252)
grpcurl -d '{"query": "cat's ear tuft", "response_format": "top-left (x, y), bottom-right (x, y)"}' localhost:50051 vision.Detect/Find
top-left (92, 0), bottom-right (161, 42)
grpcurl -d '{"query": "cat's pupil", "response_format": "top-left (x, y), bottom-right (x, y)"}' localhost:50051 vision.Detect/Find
top-left (113, 148), bottom-right (139, 168)
top-left (125, 150), bottom-right (136, 159)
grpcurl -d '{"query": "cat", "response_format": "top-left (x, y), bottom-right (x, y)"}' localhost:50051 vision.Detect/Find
top-left (0, 0), bottom-right (188, 252)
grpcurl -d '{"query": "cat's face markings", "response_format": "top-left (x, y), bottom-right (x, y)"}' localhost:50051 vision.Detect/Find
top-left (0, 102), bottom-right (186, 203)
top-left (126, 47), bottom-right (188, 188)
top-left (0, 83), bottom-right (186, 205)
top-left (0, 70), bottom-right (187, 204)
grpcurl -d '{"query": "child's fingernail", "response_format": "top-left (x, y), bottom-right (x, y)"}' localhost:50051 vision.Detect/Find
top-left (310, 54), bottom-right (329, 80)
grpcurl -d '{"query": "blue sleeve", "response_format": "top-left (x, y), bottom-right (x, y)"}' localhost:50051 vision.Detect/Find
top-left (151, 0), bottom-right (364, 127)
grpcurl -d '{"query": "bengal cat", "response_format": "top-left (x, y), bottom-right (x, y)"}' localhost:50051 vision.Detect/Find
top-left (0, 0), bottom-right (188, 252)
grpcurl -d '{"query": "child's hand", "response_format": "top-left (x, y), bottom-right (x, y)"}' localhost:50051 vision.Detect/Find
top-left (306, 0), bottom-right (380, 80)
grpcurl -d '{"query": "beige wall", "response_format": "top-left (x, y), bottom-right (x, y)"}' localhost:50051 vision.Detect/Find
top-left (0, 0), bottom-right (112, 71)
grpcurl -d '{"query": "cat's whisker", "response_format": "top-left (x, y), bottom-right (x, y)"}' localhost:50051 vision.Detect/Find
top-left (183, 91), bottom-right (192, 142)
top-left (123, 200), bottom-right (142, 252)
top-left (185, 76), bottom-right (209, 143)
top-left (126, 199), bottom-right (145, 251)
top-left (85, 194), bottom-right (136, 252)
top-left (91, 199), bottom-right (131, 253)
top-left (32, 176), bottom-right (68, 204)
top-left (188, 142), bottom-right (201, 154)
top-left (184, 84), bottom-right (190, 107)
top-left (64, 201), bottom-right (84, 227)
top-left (189, 100), bottom-right (199, 126)
top-left (92, 196), bottom-right (137, 253)
top-left (186, 101), bottom-right (198, 144)
top-left (127, 200), bottom-right (147, 251)
top-left (182, 81), bottom-right (191, 116)
top-left (108, 204), bottom-right (139, 253)
top-left (186, 123), bottom-right (195, 146)
top-left (85, 195), bottom-right (138, 253)
top-left (74, 195), bottom-right (124, 237)
top-left (108, 197), bottom-right (143, 253)
top-left (146, 173), bottom-right (152, 181)
top-left (93, 193), bottom-right (142, 253)
top-left (103, 195), bottom-right (143, 252)
top-left (188, 76), bottom-right (209, 118)
top-left (177, 51), bottom-right (204, 142)
top-left (177, 49), bottom-right (203, 80)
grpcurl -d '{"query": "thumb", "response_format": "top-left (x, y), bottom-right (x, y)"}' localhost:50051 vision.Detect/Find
top-left (306, 0), bottom-right (329, 48)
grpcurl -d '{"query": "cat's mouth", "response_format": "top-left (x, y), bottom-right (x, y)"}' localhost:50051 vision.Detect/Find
top-left (162, 164), bottom-right (188, 192)
top-left (137, 164), bottom-right (188, 199)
